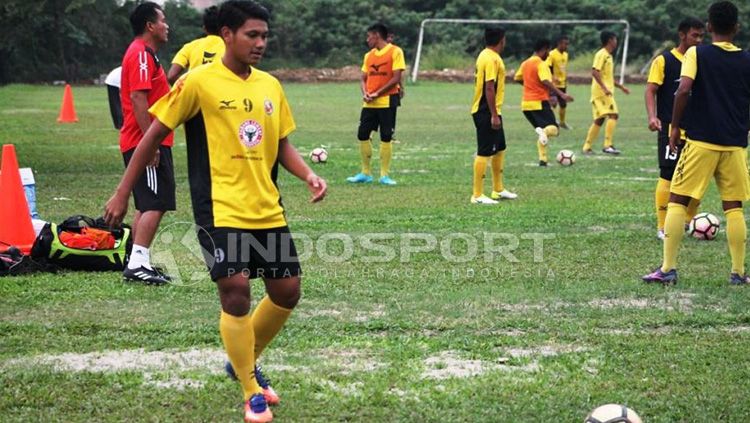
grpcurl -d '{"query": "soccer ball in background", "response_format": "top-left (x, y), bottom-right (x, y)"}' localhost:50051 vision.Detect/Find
top-left (556, 149), bottom-right (576, 166)
top-left (309, 147), bottom-right (328, 164)
top-left (688, 212), bottom-right (720, 240)
top-left (584, 404), bottom-right (642, 423)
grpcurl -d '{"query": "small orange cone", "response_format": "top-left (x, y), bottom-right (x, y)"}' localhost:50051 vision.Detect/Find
top-left (0, 144), bottom-right (37, 255)
top-left (57, 84), bottom-right (78, 123)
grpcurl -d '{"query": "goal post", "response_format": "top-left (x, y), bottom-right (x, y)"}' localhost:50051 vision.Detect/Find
top-left (411, 18), bottom-right (631, 85)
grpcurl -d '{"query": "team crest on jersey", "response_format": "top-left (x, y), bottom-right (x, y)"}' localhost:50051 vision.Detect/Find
top-left (238, 120), bottom-right (263, 148)
top-left (264, 99), bottom-right (274, 115)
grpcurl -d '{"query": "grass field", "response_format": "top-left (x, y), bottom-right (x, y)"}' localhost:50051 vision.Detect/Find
top-left (2, 81), bottom-right (750, 422)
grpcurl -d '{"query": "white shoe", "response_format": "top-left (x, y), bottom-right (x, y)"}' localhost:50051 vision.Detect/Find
top-left (535, 127), bottom-right (548, 146)
top-left (470, 194), bottom-right (499, 205)
top-left (491, 190), bottom-right (518, 200)
top-left (657, 229), bottom-right (666, 240)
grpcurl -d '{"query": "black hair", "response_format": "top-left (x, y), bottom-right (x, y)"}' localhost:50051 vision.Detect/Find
top-left (678, 17), bottom-right (705, 33)
top-left (203, 6), bottom-right (220, 35)
top-left (600, 31), bottom-right (617, 46)
top-left (708, 1), bottom-right (738, 35)
top-left (556, 34), bottom-right (569, 44)
top-left (367, 23), bottom-right (389, 40)
top-left (218, 0), bottom-right (270, 33)
top-left (484, 27), bottom-right (506, 46)
top-left (129, 2), bottom-right (163, 37)
top-left (533, 39), bottom-right (551, 52)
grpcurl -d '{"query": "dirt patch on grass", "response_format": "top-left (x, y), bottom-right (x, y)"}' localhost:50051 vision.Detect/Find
top-left (421, 350), bottom-right (538, 380)
top-left (503, 344), bottom-right (589, 358)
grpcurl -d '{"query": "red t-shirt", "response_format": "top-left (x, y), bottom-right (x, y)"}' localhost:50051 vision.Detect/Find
top-left (119, 38), bottom-right (174, 152)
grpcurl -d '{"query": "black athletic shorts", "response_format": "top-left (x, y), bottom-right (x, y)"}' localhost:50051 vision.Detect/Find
top-left (523, 101), bottom-right (558, 129)
top-left (197, 225), bottom-right (302, 281)
top-left (657, 131), bottom-right (684, 181)
top-left (390, 94), bottom-right (400, 132)
top-left (550, 87), bottom-right (567, 108)
top-left (122, 146), bottom-right (176, 212)
top-left (472, 110), bottom-right (506, 157)
top-left (358, 107), bottom-right (395, 142)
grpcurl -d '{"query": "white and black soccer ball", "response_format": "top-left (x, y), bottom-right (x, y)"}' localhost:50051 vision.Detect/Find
top-left (688, 212), bottom-right (720, 240)
top-left (584, 404), bottom-right (642, 423)
top-left (309, 147), bottom-right (328, 164)
top-left (556, 149), bottom-right (576, 166)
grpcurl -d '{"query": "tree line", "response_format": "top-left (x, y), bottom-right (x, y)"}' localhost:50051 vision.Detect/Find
top-left (1, 0), bottom-right (748, 84)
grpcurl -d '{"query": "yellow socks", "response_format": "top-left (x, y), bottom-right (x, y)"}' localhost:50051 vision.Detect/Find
top-left (583, 123), bottom-right (601, 151)
top-left (604, 118), bottom-right (617, 148)
top-left (220, 311), bottom-right (261, 400)
top-left (725, 208), bottom-right (746, 275)
top-left (359, 140), bottom-right (372, 175)
top-left (537, 141), bottom-right (548, 162)
top-left (559, 107), bottom-right (566, 125)
top-left (251, 296), bottom-right (292, 358)
top-left (473, 155), bottom-right (489, 197)
top-left (491, 151), bottom-right (505, 192)
top-left (380, 141), bottom-right (392, 177)
top-left (655, 178), bottom-right (671, 230)
top-left (662, 203), bottom-right (687, 272)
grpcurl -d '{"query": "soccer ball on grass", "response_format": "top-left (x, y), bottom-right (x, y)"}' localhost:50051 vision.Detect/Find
top-left (556, 149), bottom-right (576, 166)
top-left (584, 404), bottom-right (642, 423)
top-left (309, 147), bottom-right (328, 164)
top-left (688, 212), bottom-right (720, 240)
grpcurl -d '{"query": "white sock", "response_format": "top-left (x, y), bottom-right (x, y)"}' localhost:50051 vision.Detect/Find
top-left (127, 244), bottom-right (152, 270)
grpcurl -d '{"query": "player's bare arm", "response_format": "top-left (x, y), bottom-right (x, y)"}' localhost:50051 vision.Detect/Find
top-left (615, 81), bottom-right (630, 94)
top-left (592, 68), bottom-right (611, 96)
top-left (360, 72), bottom-right (372, 102)
top-left (542, 80), bottom-right (574, 102)
top-left (130, 90), bottom-right (161, 167)
top-left (167, 64), bottom-right (185, 85)
top-left (645, 82), bottom-right (662, 131)
top-left (104, 119), bottom-right (171, 226)
top-left (669, 76), bottom-right (694, 153)
top-left (278, 137), bottom-right (327, 203)
top-left (483, 80), bottom-right (501, 129)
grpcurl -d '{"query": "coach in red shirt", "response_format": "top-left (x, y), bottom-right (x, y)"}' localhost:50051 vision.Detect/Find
top-left (117, 1), bottom-right (173, 285)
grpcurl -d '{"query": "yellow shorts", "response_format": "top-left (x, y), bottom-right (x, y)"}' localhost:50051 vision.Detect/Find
top-left (591, 95), bottom-right (618, 120)
top-left (670, 141), bottom-right (750, 201)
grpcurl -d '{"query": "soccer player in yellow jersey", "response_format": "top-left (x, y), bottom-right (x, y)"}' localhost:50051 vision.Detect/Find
top-left (514, 39), bottom-right (574, 166)
top-left (347, 23), bottom-right (406, 186)
top-left (103, 2), bottom-right (327, 421)
top-left (643, 1), bottom-right (750, 286)
top-left (645, 18), bottom-right (704, 240)
top-left (470, 27), bottom-right (517, 204)
top-left (582, 31), bottom-right (630, 155)
top-left (167, 6), bottom-right (224, 84)
top-left (547, 35), bottom-right (571, 129)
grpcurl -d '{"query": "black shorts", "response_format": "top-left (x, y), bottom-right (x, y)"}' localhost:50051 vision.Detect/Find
top-left (472, 111), bottom-right (506, 157)
top-left (550, 87), bottom-right (567, 108)
top-left (523, 101), bottom-right (558, 129)
top-left (122, 146), bottom-right (176, 212)
top-left (390, 94), bottom-right (400, 132)
top-left (197, 226), bottom-right (302, 281)
top-left (658, 131), bottom-right (684, 181)
top-left (358, 107), bottom-right (395, 142)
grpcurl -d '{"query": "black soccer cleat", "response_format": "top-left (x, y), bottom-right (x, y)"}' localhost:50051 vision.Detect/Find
top-left (538, 160), bottom-right (548, 167)
top-left (123, 265), bottom-right (170, 285)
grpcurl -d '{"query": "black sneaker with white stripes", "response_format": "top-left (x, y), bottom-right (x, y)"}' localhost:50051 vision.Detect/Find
top-left (123, 266), bottom-right (170, 285)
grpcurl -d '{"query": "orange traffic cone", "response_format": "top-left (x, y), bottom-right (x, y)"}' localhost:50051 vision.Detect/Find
top-left (57, 84), bottom-right (78, 123)
top-left (0, 144), bottom-right (37, 255)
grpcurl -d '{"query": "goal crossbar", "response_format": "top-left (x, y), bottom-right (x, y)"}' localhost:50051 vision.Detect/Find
top-left (411, 18), bottom-right (631, 85)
